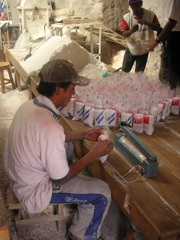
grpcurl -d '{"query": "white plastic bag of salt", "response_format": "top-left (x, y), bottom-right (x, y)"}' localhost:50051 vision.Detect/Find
top-left (82, 104), bottom-right (94, 127)
top-left (73, 100), bottom-right (85, 121)
top-left (97, 128), bottom-right (112, 163)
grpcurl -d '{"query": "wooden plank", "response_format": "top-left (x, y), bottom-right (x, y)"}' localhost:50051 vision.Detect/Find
top-left (4, 47), bottom-right (28, 89)
top-left (85, 25), bottom-right (126, 47)
top-left (59, 114), bottom-right (180, 240)
top-left (29, 76), bottom-right (39, 99)
top-left (0, 224), bottom-right (10, 240)
top-left (135, 116), bottom-right (180, 179)
top-left (8, 204), bottom-right (21, 210)
top-left (15, 215), bottom-right (60, 226)
top-left (63, 18), bottom-right (101, 24)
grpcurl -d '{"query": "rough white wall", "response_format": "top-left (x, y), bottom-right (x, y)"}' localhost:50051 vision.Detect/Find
top-left (54, 0), bottom-right (165, 30)
top-left (54, 0), bottom-right (103, 19)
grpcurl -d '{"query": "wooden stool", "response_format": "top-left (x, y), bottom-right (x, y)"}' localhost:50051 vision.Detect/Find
top-left (0, 62), bottom-right (15, 93)
top-left (6, 187), bottom-right (65, 238)
top-left (0, 224), bottom-right (10, 240)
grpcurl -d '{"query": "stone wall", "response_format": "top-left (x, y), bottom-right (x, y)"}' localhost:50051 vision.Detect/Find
top-left (54, 0), bottom-right (165, 30)
top-left (102, 0), bottom-right (128, 30)
top-left (54, 0), bottom-right (104, 19)
top-left (54, 0), bottom-right (165, 76)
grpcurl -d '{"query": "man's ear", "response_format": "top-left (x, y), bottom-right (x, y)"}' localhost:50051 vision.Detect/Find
top-left (55, 85), bottom-right (65, 95)
top-left (55, 85), bottom-right (61, 95)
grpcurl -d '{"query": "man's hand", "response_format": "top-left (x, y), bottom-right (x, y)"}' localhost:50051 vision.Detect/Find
top-left (131, 24), bottom-right (139, 33)
top-left (91, 140), bottom-right (113, 158)
top-left (83, 128), bottom-right (103, 141)
top-left (137, 18), bottom-right (148, 25)
top-left (149, 41), bottom-right (158, 51)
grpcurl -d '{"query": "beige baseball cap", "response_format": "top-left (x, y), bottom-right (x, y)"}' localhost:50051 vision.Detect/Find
top-left (38, 59), bottom-right (90, 86)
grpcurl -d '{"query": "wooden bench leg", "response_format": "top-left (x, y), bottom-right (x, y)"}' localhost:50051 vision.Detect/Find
top-left (0, 223), bottom-right (10, 240)
top-left (14, 69), bottom-right (22, 91)
top-left (0, 70), bottom-right (5, 93)
top-left (7, 66), bottom-right (16, 89)
top-left (56, 204), bottom-right (65, 232)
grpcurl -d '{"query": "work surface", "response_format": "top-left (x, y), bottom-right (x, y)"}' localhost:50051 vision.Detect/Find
top-left (60, 114), bottom-right (180, 240)
top-left (4, 46), bottom-right (180, 240)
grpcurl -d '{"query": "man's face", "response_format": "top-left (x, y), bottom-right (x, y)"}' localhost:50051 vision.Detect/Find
top-left (129, 1), bottom-right (142, 12)
top-left (59, 83), bottom-right (75, 107)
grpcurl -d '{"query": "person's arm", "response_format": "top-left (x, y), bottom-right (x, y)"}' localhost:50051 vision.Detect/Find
top-left (65, 128), bottom-right (103, 142)
top-left (121, 24), bottom-right (139, 38)
top-left (53, 140), bottom-right (113, 185)
top-left (149, 18), bottom-right (177, 51)
top-left (121, 16), bottom-right (139, 38)
top-left (137, 18), bottom-right (160, 31)
top-left (0, 11), bottom-right (5, 20)
top-left (137, 14), bottom-right (160, 31)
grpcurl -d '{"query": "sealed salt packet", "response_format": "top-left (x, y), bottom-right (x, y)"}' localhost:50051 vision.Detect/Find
top-left (73, 100), bottom-right (85, 121)
top-left (94, 105), bottom-right (106, 127)
top-left (105, 108), bottom-right (117, 127)
top-left (133, 114), bottom-right (143, 133)
top-left (68, 97), bottom-right (75, 118)
top-left (83, 104), bottom-right (94, 127)
top-left (98, 128), bottom-right (111, 163)
top-left (143, 115), bottom-right (155, 135)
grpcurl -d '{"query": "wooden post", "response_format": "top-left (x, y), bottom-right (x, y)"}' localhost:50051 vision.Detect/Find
top-left (98, 26), bottom-right (102, 61)
top-left (0, 224), bottom-right (10, 240)
top-left (90, 25), bottom-right (94, 62)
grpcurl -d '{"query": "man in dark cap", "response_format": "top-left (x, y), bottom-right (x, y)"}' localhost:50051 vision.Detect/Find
top-left (3, 59), bottom-right (113, 240)
top-left (120, 0), bottom-right (160, 73)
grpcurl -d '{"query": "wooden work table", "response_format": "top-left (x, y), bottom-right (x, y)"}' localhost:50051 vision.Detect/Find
top-left (4, 46), bottom-right (180, 240)
top-left (60, 114), bottom-right (180, 240)
top-left (26, 73), bottom-right (180, 239)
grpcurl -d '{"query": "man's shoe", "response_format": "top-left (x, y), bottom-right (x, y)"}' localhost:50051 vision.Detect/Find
top-left (66, 232), bottom-right (104, 240)
top-left (65, 232), bottom-right (80, 240)
top-left (65, 232), bottom-right (73, 240)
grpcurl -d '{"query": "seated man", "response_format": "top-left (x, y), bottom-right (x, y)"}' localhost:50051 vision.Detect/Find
top-left (3, 59), bottom-right (113, 240)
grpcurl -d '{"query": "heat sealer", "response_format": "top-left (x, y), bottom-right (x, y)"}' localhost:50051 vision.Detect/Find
top-left (114, 125), bottom-right (158, 178)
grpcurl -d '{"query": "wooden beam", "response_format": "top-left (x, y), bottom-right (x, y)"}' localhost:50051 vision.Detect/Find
top-left (0, 224), bottom-right (10, 240)
top-left (15, 215), bottom-right (60, 226)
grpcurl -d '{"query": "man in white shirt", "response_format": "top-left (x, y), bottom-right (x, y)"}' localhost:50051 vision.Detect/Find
top-left (121, 0), bottom-right (160, 72)
top-left (3, 59), bottom-right (113, 240)
top-left (149, 0), bottom-right (180, 89)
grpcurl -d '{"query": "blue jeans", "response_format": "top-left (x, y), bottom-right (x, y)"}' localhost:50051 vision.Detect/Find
top-left (122, 48), bottom-right (149, 73)
top-left (50, 175), bottom-right (111, 240)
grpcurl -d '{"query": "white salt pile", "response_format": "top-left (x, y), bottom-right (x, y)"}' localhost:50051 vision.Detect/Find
top-left (21, 36), bottom-right (101, 75)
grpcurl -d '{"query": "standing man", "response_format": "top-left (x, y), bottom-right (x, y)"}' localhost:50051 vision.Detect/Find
top-left (3, 59), bottom-right (113, 240)
top-left (121, 0), bottom-right (160, 73)
top-left (0, 4), bottom-right (4, 20)
top-left (149, 0), bottom-right (180, 89)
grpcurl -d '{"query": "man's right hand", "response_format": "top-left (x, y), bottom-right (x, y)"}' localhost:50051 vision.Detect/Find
top-left (131, 24), bottom-right (139, 33)
top-left (91, 140), bottom-right (113, 158)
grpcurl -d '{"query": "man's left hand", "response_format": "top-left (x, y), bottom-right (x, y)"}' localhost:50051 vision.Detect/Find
top-left (83, 128), bottom-right (103, 141)
top-left (138, 18), bottom-right (148, 25)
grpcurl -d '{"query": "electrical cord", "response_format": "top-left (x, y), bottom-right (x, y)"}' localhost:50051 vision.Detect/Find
top-left (105, 161), bottom-right (145, 185)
